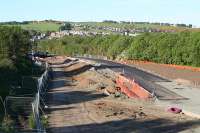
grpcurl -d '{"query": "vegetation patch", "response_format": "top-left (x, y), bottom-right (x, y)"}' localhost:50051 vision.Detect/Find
top-left (1, 22), bottom-right (61, 32)
top-left (21, 22), bottom-right (60, 32)
top-left (39, 32), bottom-right (200, 67)
top-left (0, 26), bottom-right (43, 131)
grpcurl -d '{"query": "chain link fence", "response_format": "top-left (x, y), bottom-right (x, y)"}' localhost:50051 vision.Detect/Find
top-left (1, 61), bottom-right (50, 133)
top-left (32, 62), bottom-right (49, 133)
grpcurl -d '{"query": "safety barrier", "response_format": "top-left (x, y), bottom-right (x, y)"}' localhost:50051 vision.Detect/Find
top-left (1, 61), bottom-right (49, 133)
top-left (116, 74), bottom-right (152, 99)
top-left (32, 62), bottom-right (49, 133)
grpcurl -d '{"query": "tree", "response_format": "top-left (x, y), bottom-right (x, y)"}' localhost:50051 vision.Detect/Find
top-left (59, 22), bottom-right (72, 31)
top-left (0, 26), bottom-right (31, 97)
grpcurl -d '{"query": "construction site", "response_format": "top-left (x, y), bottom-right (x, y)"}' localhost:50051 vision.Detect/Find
top-left (1, 1), bottom-right (200, 132)
top-left (43, 56), bottom-right (200, 133)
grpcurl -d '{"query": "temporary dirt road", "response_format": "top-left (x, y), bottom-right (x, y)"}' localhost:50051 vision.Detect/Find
top-left (46, 57), bottom-right (200, 133)
top-left (122, 60), bottom-right (200, 87)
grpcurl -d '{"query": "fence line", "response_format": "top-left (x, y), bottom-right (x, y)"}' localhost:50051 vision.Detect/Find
top-left (0, 96), bottom-right (6, 117)
top-left (32, 62), bottom-right (49, 133)
top-left (2, 61), bottom-right (49, 133)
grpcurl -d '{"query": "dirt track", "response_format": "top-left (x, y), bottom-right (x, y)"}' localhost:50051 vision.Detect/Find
top-left (122, 60), bottom-right (200, 87)
top-left (46, 57), bottom-right (200, 133)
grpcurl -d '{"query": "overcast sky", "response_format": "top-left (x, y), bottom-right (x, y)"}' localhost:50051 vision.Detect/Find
top-left (0, 0), bottom-right (199, 26)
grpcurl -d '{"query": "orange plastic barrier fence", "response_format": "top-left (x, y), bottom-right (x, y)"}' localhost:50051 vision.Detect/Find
top-left (116, 75), bottom-right (138, 98)
top-left (120, 60), bottom-right (200, 72)
top-left (162, 64), bottom-right (200, 72)
top-left (116, 75), bottom-right (152, 99)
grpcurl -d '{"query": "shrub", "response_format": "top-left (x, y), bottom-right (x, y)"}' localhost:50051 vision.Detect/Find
top-left (28, 113), bottom-right (36, 129)
top-left (41, 115), bottom-right (48, 128)
top-left (0, 115), bottom-right (15, 133)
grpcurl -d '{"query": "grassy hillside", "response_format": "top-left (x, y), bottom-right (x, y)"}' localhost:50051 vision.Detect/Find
top-left (21, 22), bottom-right (60, 32)
top-left (3, 22), bottom-right (61, 32)
top-left (2, 21), bottom-right (200, 32)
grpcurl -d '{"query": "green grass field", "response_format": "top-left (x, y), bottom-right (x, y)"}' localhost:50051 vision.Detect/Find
top-left (21, 22), bottom-right (60, 32)
top-left (3, 22), bottom-right (61, 32)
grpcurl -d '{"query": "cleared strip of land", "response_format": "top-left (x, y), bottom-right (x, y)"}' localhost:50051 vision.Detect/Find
top-left (45, 56), bottom-right (200, 133)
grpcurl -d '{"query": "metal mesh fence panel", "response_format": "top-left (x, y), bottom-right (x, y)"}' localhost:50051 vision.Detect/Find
top-left (22, 76), bottom-right (38, 91)
top-left (0, 96), bottom-right (5, 122)
top-left (4, 62), bottom-right (49, 133)
top-left (5, 96), bottom-right (34, 117)
top-left (31, 62), bottom-right (49, 133)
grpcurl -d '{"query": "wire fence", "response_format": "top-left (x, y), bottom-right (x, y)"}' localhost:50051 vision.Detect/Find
top-left (1, 61), bottom-right (50, 133)
top-left (6, 96), bottom-right (34, 117)
top-left (32, 62), bottom-right (49, 133)
top-left (0, 96), bottom-right (5, 117)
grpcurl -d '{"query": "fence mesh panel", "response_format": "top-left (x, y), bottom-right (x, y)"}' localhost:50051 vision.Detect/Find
top-left (4, 62), bottom-right (49, 133)
top-left (6, 96), bottom-right (34, 117)
top-left (31, 62), bottom-right (49, 133)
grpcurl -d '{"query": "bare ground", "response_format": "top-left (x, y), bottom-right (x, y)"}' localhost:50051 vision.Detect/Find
top-left (122, 60), bottom-right (200, 87)
top-left (46, 57), bottom-right (200, 133)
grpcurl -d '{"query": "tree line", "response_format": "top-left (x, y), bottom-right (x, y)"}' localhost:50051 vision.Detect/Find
top-left (0, 26), bottom-right (32, 97)
top-left (127, 32), bottom-right (200, 66)
top-left (38, 32), bottom-right (200, 67)
top-left (102, 20), bottom-right (193, 28)
top-left (0, 26), bottom-right (48, 132)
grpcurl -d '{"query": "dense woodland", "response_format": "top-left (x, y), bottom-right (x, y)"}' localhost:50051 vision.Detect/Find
top-left (0, 26), bottom-right (32, 98)
top-left (39, 32), bottom-right (200, 67)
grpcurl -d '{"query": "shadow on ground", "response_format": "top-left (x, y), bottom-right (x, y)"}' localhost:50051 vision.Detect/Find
top-left (47, 60), bottom-right (200, 133)
top-left (50, 64), bottom-right (92, 79)
top-left (47, 90), bottom-right (105, 107)
top-left (48, 118), bottom-right (200, 133)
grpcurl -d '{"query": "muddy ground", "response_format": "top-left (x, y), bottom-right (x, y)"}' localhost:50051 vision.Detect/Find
top-left (45, 57), bottom-right (200, 133)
